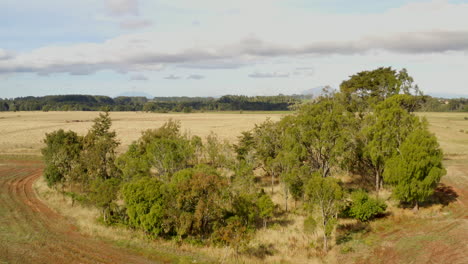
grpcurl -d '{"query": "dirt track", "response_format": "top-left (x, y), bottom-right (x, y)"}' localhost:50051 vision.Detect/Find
top-left (0, 160), bottom-right (163, 264)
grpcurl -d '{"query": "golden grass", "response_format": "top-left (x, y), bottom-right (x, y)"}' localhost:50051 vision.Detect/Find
top-left (0, 111), bottom-right (284, 155)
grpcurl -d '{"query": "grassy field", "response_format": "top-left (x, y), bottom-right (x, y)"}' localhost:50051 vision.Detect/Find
top-left (0, 111), bottom-right (285, 155)
top-left (0, 111), bottom-right (467, 263)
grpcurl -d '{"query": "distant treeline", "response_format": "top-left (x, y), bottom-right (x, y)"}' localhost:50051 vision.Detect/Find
top-left (418, 97), bottom-right (468, 112)
top-left (0, 94), bottom-right (308, 112)
top-left (0, 94), bottom-right (466, 112)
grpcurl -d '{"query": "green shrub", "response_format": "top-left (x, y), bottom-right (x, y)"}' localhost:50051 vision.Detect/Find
top-left (349, 190), bottom-right (386, 221)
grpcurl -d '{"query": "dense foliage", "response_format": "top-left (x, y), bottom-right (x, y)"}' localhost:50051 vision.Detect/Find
top-left (349, 190), bottom-right (387, 221)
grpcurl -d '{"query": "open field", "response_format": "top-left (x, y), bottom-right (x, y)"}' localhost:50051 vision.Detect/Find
top-left (0, 111), bottom-right (467, 263)
top-left (0, 111), bottom-right (284, 155)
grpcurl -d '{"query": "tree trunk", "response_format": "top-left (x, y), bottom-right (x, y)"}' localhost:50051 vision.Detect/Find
top-left (375, 170), bottom-right (380, 197)
top-left (413, 201), bottom-right (419, 212)
top-left (323, 232), bottom-right (328, 252)
top-left (284, 186), bottom-right (288, 212)
top-left (322, 212), bottom-right (328, 252)
top-left (271, 172), bottom-right (274, 195)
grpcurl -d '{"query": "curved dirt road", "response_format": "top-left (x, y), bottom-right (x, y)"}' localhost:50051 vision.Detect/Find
top-left (0, 160), bottom-right (164, 264)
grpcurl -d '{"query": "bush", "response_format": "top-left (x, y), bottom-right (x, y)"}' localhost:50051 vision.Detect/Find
top-left (349, 190), bottom-right (386, 222)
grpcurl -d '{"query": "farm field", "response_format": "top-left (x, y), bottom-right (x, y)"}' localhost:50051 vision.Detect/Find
top-left (0, 111), bottom-right (285, 155)
top-left (0, 111), bottom-right (467, 263)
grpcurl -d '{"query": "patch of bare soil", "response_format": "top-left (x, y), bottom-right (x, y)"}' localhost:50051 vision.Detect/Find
top-left (0, 160), bottom-right (167, 264)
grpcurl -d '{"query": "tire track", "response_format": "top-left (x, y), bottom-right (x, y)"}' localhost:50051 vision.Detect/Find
top-left (0, 161), bottom-right (161, 264)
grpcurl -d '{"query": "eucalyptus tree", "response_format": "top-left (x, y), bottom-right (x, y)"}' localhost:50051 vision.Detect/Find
top-left (293, 95), bottom-right (354, 178)
top-left (361, 98), bottom-right (420, 193)
top-left (305, 173), bottom-right (343, 251)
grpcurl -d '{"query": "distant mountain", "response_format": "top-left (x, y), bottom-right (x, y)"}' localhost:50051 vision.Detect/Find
top-left (427, 92), bottom-right (468, 99)
top-left (116, 91), bottom-right (154, 98)
top-left (301, 86), bottom-right (336, 97)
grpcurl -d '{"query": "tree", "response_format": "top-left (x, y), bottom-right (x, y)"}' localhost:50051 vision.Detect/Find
top-left (252, 118), bottom-right (283, 193)
top-left (233, 131), bottom-right (255, 162)
top-left (116, 143), bottom-right (151, 182)
top-left (82, 111), bottom-right (119, 181)
top-left (145, 136), bottom-right (194, 178)
top-left (257, 192), bottom-right (275, 228)
top-left (362, 97), bottom-right (420, 193)
top-left (204, 132), bottom-right (233, 168)
top-left (293, 96), bottom-right (353, 178)
top-left (305, 173), bottom-right (343, 251)
top-left (89, 178), bottom-right (121, 224)
top-left (121, 177), bottom-right (167, 236)
top-left (41, 129), bottom-right (82, 187)
top-left (340, 67), bottom-right (421, 111)
top-left (384, 126), bottom-right (446, 211)
top-left (171, 166), bottom-right (228, 237)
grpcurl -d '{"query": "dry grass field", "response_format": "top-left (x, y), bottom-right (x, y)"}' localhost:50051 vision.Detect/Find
top-left (0, 111), bottom-right (467, 263)
top-left (0, 111), bottom-right (284, 155)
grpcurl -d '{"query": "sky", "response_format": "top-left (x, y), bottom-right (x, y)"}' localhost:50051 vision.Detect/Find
top-left (1, 0), bottom-right (468, 98)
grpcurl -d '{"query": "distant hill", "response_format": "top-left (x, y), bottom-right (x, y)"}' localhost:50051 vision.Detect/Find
top-left (301, 86), bottom-right (336, 97)
top-left (116, 91), bottom-right (154, 99)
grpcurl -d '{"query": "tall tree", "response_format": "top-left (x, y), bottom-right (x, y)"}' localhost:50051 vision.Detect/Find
top-left (293, 96), bottom-right (353, 177)
top-left (340, 67), bottom-right (422, 113)
top-left (362, 98), bottom-right (420, 193)
top-left (82, 111), bottom-right (120, 181)
top-left (384, 126), bottom-right (446, 211)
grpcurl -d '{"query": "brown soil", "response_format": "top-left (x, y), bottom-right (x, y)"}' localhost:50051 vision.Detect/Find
top-left (0, 160), bottom-right (168, 264)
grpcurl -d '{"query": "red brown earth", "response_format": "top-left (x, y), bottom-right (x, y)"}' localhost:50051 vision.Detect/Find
top-left (0, 160), bottom-right (169, 264)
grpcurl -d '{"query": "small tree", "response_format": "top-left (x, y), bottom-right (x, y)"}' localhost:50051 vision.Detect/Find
top-left (349, 190), bottom-right (387, 221)
top-left (384, 126), bottom-right (446, 211)
top-left (257, 193), bottom-right (275, 228)
top-left (305, 173), bottom-right (343, 251)
top-left (89, 178), bottom-right (121, 224)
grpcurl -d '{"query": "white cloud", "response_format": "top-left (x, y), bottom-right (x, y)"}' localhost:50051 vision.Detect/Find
top-left (249, 71), bottom-right (289, 78)
top-left (119, 19), bottom-right (152, 29)
top-left (2, 1), bottom-right (468, 76)
top-left (106, 0), bottom-right (139, 16)
top-left (187, 74), bottom-right (204, 80)
top-left (0, 49), bottom-right (14, 60)
top-left (164, 74), bottom-right (182, 80)
top-left (130, 74), bottom-right (148, 80)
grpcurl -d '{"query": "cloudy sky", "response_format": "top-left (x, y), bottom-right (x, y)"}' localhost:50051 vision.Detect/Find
top-left (1, 0), bottom-right (468, 98)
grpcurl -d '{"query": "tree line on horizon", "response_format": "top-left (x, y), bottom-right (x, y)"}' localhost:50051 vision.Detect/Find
top-left (0, 90), bottom-right (467, 113)
top-left (41, 67), bottom-right (447, 254)
top-left (0, 94), bottom-right (306, 112)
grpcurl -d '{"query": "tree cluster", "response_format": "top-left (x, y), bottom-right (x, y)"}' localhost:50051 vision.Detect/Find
top-left (41, 67), bottom-right (446, 253)
top-left (43, 116), bottom-right (275, 245)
